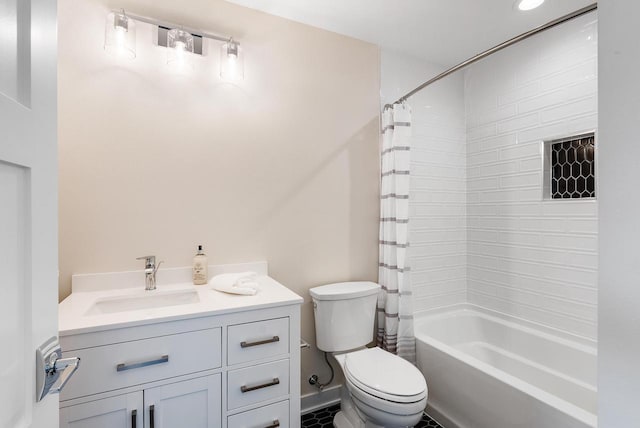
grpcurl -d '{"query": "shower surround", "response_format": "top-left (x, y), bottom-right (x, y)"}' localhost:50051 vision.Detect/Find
top-left (464, 13), bottom-right (597, 339)
top-left (381, 12), bottom-right (597, 341)
top-left (381, 11), bottom-right (598, 428)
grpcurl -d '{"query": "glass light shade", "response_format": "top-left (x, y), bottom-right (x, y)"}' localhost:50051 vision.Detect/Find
top-left (104, 11), bottom-right (136, 59)
top-left (220, 41), bottom-right (244, 81)
top-left (167, 29), bottom-right (194, 69)
top-left (516, 0), bottom-right (544, 11)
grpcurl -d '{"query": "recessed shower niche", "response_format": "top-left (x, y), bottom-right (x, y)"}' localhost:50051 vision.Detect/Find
top-left (543, 132), bottom-right (596, 200)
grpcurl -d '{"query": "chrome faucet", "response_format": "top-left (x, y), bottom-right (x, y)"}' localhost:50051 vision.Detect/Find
top-left (136, 255), bottom-right (163, 291)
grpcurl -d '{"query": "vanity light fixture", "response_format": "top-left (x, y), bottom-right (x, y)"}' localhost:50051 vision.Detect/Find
top-left (516, 0), bottom-right (545, 11)
top-left (104, 9), bottom-right (136, 59)
top-left (104, 9), bottom-right (244, 80)
top-left (167, 28), bottom-right (195, 69)
top-left (220, 39), bottom-right (244, 81)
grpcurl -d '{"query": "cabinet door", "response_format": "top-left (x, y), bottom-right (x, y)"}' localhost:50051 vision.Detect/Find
top-left (60, 392), bottom-right (143, 428)
top-left (144, 374), bottom-right (222, 428)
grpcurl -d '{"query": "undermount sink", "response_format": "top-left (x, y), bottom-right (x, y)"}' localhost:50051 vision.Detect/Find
top-left (86, 289), bottom-right (200, 316)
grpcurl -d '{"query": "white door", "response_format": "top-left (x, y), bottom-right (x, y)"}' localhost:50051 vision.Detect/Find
top-left (0, 0), bottom-right (59, 427)
top-left (144, 375), bottom-right (222, 428)
top-left (60, 393), bottom-right (143, 428)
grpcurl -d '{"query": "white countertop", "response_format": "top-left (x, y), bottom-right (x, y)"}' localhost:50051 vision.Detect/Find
top-left (59, 262), bottom-right (303, 336)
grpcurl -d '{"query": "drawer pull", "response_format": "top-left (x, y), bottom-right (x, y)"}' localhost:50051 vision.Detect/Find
top-left (265, 420), bottom-right (280, 428)
top-left (131, 409), bottom-right (137, 428)
top-left (150, 405), bottom-right (155, 428)
top-left (117, 355), bottom-right (169, 372)
top-left (241, 377), bottom-right (280, 393)
top-left (241, 336), bottom-right (280, 348)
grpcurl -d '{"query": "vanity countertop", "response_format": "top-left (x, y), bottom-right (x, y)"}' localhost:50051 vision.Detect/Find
top-left (59, 262), bottom-right (303, 336)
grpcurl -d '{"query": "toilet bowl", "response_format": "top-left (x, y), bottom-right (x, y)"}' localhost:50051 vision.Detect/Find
top-left (309, 282), bottom-right (428, 428)
top-left (333, 347), bottom-right (427, 428)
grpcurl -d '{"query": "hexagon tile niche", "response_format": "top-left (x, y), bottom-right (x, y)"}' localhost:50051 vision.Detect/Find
top-left (551, 133), bottom-right (596, 199)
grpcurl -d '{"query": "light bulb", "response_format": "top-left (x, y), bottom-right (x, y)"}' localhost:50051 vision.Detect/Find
top-left (220, 41), bottom-right (243, 81)
top-left (516, 0), bottom-right (545, 11)
top-left (167, 28), bottom-right (194, 70)
top-left (227, 53), bottom-right (237, 75)
top-left (114, 26), bottom-right (125, 51)
top-left (104, 10), bottom-right (136, 59)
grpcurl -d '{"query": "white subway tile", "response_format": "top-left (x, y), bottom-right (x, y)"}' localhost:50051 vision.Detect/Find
top-left (468, 229), bottom-right (499, 243)
top-left (467, 123), bottom-right (498, 141)
top-left (410, 216), bottom-right (465, 230)
top-left (543, 233), bottom-right (598, 251)
top-left (539, 59), bottom-right (597, 92)
top-left (478, 161), bottom-right (520, 177)
top-left (565, 218), bottom-right (598, 234)
top-left (542, 200), bottom-right (597, 217)
top-left (497, 81), bottom-right (540, 106)
top-left (410, 242), bottom-right (465, 257)
top-left (518, 90), bottom-right (567, 115)
top-left (467, 204), bottom-right (499, 216)
top-left (412, 268), bottom-right (466, 284)
top-left (566, 113), bottom-right (598, 135)
top-left (497, 231), bottom-right (542, 247)
top-left (468, 177), bottom-right (499, 191)
top-left (497, 113), bottom-right (539, 134)
top-left (500, 172), bottom-right (541, 189)
top-left (497, 203), bottom-right (543, 216)
top-left (468, 150), bottom-right (499, 166)
top-left (516, 121), bottom-right (569, 144)
top-left (469, 104), bottom-right (517, 128)
top-left (540, 96), bottom-right (596, 123)
top-left (499, 143), bottom-right (541, 161)
top-left (480, 134), bottom-right (518, 151)
top-left (518, 217), bottom-right (567, 233)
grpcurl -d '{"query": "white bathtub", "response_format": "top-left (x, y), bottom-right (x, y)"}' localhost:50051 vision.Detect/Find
top-left (414, 305), bottom-right (597, 428)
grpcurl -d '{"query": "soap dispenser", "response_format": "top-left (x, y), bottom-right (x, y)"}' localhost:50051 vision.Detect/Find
top-left (192, 245), bottom-right (208, 285)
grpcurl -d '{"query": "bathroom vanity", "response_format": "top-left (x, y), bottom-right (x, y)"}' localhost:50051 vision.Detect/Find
top-left (57, 262), bottom-right (302, 428)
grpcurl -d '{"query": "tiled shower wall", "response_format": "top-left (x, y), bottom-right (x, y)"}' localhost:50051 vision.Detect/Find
top-left (464, 13), bottom-right (597, 339)
top-left (381, 12), bottom-right (598, 339)
top-left (381, 51), bottom-right (467, 313)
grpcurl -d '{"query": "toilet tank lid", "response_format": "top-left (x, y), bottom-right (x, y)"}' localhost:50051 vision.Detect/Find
top-left (310, 281), bottom-right (380, 301)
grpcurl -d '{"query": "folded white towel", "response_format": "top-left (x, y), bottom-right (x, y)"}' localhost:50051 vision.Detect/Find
top-left (210, 272), bottom-right (260, 296)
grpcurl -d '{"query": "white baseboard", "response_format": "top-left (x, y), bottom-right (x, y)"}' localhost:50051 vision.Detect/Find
top-left (300, 384), bottom-right (342, 414)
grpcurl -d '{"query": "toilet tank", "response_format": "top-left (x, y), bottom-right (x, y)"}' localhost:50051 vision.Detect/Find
top-left (309, 282), bottom-right (381, 352)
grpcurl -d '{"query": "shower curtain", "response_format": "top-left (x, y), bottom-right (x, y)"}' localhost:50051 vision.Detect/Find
top-left (377, 102), bottom-right (416, 364)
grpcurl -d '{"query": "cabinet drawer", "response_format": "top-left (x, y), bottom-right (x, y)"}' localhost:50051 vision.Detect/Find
top-left (227, 359), bottom-right (289, 410)
top-left (61, 328), bottom-right (222, 400)
top-left (228, 318), bottom-right (289, 365)
top-left (228, 400), bottom-right (289, 428)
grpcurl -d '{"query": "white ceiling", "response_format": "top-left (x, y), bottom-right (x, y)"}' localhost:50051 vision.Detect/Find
top-left (225, 0), bottom-right (594, 66)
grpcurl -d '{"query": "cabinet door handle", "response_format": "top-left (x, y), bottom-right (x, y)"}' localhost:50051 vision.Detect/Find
top-left (117, 355), bottom-right (169, 372)
top-left (264, 420), bottom-right (280, 428)
top-left (131, 409), bottom-right (137, 428)
top-left (149, 405), bottom-right (155, 428)
top-left (241, 336), bottom-right (280, 348)
top-left (241, 377), bottom-right (280, 393)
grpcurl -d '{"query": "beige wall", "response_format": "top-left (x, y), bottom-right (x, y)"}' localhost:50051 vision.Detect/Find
top-left (58, 0), bottom-right (380, 396)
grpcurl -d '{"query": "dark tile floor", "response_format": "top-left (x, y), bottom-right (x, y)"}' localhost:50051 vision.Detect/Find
top-left (301, 403), bottom-right (443, 428)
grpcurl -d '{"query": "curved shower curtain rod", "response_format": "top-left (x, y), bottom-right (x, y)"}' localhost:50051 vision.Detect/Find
top-left (386, 2), bottom-right (598, 109)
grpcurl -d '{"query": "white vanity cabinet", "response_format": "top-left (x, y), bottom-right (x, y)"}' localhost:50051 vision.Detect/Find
top-left (59, 303), bottom-right (301, 428)
top-left (60, 376), bottom-right (221, 428)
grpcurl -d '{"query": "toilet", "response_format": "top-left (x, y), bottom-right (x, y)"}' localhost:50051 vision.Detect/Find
top-left (310, 282), bottom-right (428, 428)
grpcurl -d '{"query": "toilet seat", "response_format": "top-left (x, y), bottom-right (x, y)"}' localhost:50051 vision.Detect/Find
top-left (343, 347), bottom-right (427, 404)
top-left (347, 379), bottom-right (427, 420)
